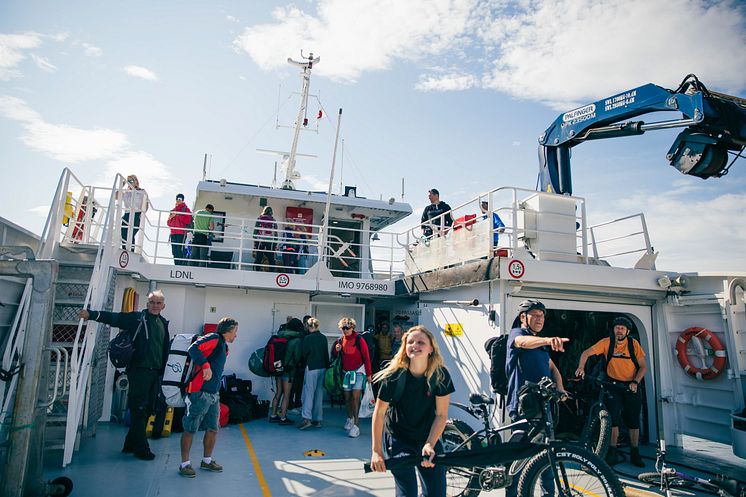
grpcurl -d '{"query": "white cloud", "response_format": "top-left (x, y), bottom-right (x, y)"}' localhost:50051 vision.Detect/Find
top-left (124, 65), bottom-right (158, 81)
top-left (0, 32), bottom-right (43, 80)
top-left (235, 0), bottom-right (746, 105)
top-left (588, 182), bottom-right (746, 272)
top-left (226, 15), bottom-right (239, 23)
top-left (0, 94), bottom-right (128, 162)
top-left (103, 152), bottom-right (179, 199)
top-left (30, 53), bottom-right (57, 72)
top-left (479, 0), bottom-right (746, 108)
top-left (416, 72), bottom-right (477, 91)
top-left (233, 0), bottom-right (474, 82)
top-left (82, 43), bottom-right (102, 57)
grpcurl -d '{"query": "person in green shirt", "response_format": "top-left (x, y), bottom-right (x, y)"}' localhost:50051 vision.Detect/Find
top-left (190, 204), bottom-right (215, 267)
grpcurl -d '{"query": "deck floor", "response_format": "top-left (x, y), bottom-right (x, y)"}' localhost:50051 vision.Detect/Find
top-left (42, 407), bottom-right (744, 497)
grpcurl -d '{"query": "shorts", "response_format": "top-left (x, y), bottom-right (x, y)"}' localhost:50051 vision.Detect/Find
top-left (606, 383), bottom-right (642, 429)
top-left (183, 391), bottom-right (220, 433)
top-left (342, 369), bottom-right (366, 391)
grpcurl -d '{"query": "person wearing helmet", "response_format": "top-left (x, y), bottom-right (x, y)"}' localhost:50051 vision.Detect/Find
top-left (575, 315), bottom-right (647, 467)
top-left (505, 299), bottom-right (568, 497)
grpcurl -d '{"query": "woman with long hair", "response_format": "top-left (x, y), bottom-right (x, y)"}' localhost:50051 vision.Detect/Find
top-left (370, 325), bottom-right (454, 497)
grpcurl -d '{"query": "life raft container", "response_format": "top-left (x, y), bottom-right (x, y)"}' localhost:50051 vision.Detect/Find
top-left (675, 327), bottom-right (727, 380)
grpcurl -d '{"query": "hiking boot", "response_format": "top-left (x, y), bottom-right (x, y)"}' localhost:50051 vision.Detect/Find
top-left (311, 421), bottom-right (322, 428)
top-left (179, 464), bottom-right (196, 478)
top-left (268, 415), bottom-right (280, 423)
top-left (278, 417), bottom-right (294, 426)
top-left (605, 447), bottom-right (623, 466)
top-left (200, 460), bottom-right (223, 472)
top-left (348, 425), bottom-right (361, 438)
top-left (298, 419), bottom-right (313, 430)
top-left (134, 449), bottom-right (156, 461)
top-left (344, 418), bottom-right (354, 431)
top-left (630, 447), bottom-right (645, 468)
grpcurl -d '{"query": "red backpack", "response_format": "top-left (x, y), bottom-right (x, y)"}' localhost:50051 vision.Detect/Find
top-left (256, 216), bottom-right (275, 238)
top-left (262, 335), bottom-right (289, 375)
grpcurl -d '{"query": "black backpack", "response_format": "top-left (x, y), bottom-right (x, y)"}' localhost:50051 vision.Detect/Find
top-left (359, 331), bottom-right (377, 365)
top-left (485, 335), bottom-right (509, 396)
top-left (605, 337), bottom-right (640, 377)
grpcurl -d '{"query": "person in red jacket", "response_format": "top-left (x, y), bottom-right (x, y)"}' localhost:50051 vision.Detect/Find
top-left (167, 193), bottom-right (192, 265)
top-left (332, 317), bottom-right (372, 438)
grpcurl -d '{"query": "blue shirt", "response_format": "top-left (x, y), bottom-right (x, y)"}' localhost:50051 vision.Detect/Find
top-left (506, 326), bottom-right (551, 417)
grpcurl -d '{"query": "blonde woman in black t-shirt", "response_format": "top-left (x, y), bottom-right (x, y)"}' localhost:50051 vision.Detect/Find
top-left (370, 325), bottom-right (454, 497)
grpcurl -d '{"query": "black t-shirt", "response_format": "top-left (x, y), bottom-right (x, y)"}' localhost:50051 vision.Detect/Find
top-left (378, 367), bottom-right (455, 445)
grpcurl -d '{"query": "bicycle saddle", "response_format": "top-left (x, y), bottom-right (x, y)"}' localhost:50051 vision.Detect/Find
top-left (469, 393), bottom-right (494, 405)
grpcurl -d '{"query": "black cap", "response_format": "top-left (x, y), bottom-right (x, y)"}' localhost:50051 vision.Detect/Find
top-left (176, 193), bottom-right (184, 200)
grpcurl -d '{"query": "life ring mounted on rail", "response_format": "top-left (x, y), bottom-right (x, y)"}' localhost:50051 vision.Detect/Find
top-left (675, 327), bottom-right (727, 380)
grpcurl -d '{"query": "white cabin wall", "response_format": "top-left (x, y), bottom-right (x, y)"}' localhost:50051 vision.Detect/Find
top-left (658, 274), bottom-right (745, 446)
top-left (418, 283), bottom-right (497, 430)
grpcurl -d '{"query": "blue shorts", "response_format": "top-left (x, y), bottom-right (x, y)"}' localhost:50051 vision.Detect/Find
top-left (183, 391), bottom-right (220, 433)
top-left (342, 370), bottom-right (367, 391)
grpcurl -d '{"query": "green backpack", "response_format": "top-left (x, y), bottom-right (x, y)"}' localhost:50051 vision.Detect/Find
top-left (324, 353), bottom-right (344, 397)
top-left (248, 347), bottom-right (270, 377)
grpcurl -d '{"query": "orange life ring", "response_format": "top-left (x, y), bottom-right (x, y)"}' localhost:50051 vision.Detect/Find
top-left (675, 327), bottom-right (727, 380)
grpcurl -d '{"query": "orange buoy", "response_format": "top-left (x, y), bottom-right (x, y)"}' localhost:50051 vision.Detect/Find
top-left (675, 327), bottom-right (727, 380)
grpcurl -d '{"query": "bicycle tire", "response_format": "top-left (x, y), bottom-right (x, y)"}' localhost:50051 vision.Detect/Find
top-left (518, 444), bottom-right (624, 497)
top-left (443, 419), bottom-right (481, 497)
top-left (638, 471), bottom-right (697, 489)
top-left (580, 408), bottom-right (612, 458)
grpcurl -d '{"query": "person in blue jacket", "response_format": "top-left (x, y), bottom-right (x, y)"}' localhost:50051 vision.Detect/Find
top-left (178, 316), bottom-right (238, 478)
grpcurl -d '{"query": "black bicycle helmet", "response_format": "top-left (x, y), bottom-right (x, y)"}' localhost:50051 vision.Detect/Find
top-left (612, 315), bottom-right (634, 331)
top-left (517, 299), bottom-right (546, 316)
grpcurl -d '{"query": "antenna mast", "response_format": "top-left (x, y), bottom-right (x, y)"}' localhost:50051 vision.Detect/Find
top-left (283, 51), bottom-right (320, 190)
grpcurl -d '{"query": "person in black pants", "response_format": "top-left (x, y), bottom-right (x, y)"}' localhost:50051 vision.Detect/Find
top-left (370, 325), bottom-right (455, 497)
top-left (79, 290), bottom-right (170, 461)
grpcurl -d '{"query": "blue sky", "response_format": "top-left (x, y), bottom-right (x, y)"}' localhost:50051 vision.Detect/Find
top-left (1, 0), bottom-right (745, 272)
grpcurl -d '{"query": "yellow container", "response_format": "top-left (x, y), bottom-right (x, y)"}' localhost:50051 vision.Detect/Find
top-left (146, 414), bottom-right (155, 437)
top-left (162, 408), bottom-right (174, 437)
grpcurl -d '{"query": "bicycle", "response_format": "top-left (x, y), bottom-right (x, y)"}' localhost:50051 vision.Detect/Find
top-left (563, 373), bottom-right (614, 458)
top-left (637, 440), bottom-right (745, 497)
top-left (441, 377), bottom-right (624, 497)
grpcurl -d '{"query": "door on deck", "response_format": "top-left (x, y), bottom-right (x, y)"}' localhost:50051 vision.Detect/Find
top-left (311, 302), bottom-right (365, 349)
top-left (506, 297), bottom-right (656, 441)
top-left (272, 303), bottom-right (309, 332)
top-left (327, 219), bottom-right (362, 278)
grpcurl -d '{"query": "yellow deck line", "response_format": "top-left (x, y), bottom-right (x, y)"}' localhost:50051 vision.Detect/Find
top-left (240, 423), bottom-right (272, 497)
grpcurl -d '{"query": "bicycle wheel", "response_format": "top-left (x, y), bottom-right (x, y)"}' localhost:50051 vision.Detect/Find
top-left (442, 419), bottom-right (481, 497)
top-left (638, 471), bottom-right (697, 489)
top-left (579, 408), bottom-right (612, 458)
top-left (518, 445), bottom-right (624, 497)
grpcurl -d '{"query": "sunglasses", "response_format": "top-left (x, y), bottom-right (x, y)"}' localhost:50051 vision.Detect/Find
top-left (341, 325), bottom-right (353, 330)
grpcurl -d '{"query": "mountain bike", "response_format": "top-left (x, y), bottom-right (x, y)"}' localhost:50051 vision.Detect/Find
top-left (442, 377), bottom-right (624, 497)
top-left (637, 440), bottom-right (745, 497)
top-left (563, 373), bottom-right (613, 458)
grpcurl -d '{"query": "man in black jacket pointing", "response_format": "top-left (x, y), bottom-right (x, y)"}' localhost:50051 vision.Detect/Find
top-left (80, 289), bottom-right (171, 461)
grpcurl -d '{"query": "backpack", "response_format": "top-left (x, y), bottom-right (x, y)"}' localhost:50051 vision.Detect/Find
top-left (249, 347), bottom-right (270, 377)
top-left (255, 216), bottom-right (275, 238)
top-left (485, 335), bottom-right (509, 396)
top-left (263, 335), bottom-right (290, 375)
top-left (162, 333), bottom-right (220, 408)
top-left (324, 353), bottom-right (345, 397)
top-left (108, 313), bottom-right (144, 369)
top-left (359, 331), bottom-right (377, 365)
top-left (605, 336), bottom-right (640, 377)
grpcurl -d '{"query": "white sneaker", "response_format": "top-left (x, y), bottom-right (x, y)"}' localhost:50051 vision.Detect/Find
top-left (348, 425), bottom-right (360, 438)
top-left (344, 418), bottom-right (354, 431)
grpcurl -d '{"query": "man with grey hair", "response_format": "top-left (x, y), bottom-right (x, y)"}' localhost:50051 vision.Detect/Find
top-left (79, 289), bottom-right (171, 461)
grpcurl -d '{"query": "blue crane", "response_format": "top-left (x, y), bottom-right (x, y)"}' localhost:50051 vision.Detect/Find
top-left (538, 75), bottom-right (746, 195)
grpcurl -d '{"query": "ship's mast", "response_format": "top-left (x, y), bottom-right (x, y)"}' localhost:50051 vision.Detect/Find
top-left (283, 51), bottom-right (320, 190)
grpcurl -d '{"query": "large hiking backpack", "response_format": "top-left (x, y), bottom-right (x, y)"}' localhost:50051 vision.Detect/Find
top-left (263, 335), bottom-right (289, 375)
top-left (485, 335), bottom-right (509, 396)
top-left (162, 333), bottom-right (198, 408)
